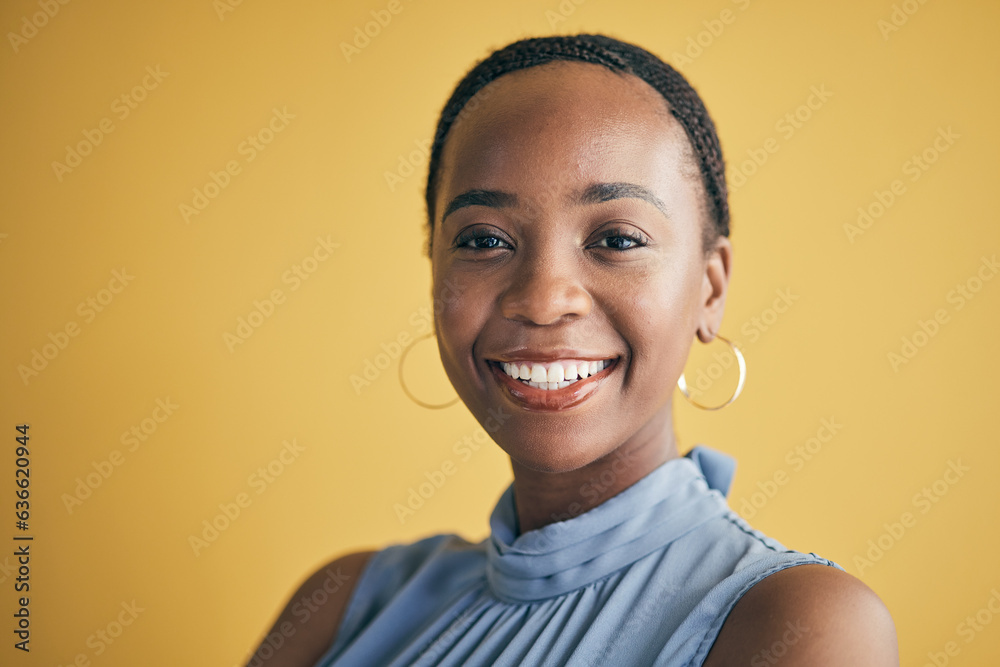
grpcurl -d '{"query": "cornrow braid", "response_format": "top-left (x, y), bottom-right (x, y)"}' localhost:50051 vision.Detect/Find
top-left (422, 33), bottom-right (730, 258)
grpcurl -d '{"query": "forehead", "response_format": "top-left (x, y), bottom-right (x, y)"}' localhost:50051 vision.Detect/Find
top-left (436, 61), bottom-right (701, 217)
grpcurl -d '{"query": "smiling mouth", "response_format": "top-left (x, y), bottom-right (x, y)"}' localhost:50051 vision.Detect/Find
top-left (483, 356), bottom-right (620, 414)
top-left (492, 358), bottom-right (615, 390)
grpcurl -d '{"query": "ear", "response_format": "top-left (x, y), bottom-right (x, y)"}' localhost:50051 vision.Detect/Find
top-left (697, 235), bottom-right (733, 344)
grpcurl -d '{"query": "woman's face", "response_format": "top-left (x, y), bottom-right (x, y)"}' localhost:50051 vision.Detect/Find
top-left (430, 60), bottom-right (731, 474)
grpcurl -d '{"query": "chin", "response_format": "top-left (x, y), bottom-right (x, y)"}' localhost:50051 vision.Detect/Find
top-left (501, 436), bottom-right (612, 475)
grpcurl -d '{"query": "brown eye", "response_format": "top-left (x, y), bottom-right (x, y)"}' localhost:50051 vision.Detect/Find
top-left (454, 228), bottom-right (512, 251)
top-left (593, 227), bottom-right (649, 251)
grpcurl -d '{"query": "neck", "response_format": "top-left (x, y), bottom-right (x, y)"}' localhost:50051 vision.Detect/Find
top-left (509, 409), bottom-right (679, 534)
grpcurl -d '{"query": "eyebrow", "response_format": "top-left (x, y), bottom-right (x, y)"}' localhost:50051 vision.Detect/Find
top-left (580, 182), bottom-right (671, 221)
top-left (441, 182), bottom-right (671, 224)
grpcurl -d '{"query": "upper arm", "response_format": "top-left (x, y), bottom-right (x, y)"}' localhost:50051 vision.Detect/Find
top-left (702, 564), bottom-right (899, 667)
top-left (245, 549), bottom-right (377, 667)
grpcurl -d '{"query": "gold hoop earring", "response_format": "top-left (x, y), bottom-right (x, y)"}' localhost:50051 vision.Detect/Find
top-left (398, 331), bottom-right (460, 410)
top-left (677, 334), bottom-right (746, 411)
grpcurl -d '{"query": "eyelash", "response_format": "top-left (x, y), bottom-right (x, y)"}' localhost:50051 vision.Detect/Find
top-left (453, 226), bottom-right (649, 252)
top-left (454, 228), bottom-right (511, 251)
top-left (597, 227), bottom-right (650, 251)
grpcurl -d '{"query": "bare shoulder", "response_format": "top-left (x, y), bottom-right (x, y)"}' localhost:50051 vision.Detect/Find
top-left (245, 549), bottom-right (377, 667)
top-left (702, 564), bottom-right (899, 667)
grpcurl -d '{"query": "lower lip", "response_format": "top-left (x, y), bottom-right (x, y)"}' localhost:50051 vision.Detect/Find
top-left (487, 359), bottom-right (618, 412)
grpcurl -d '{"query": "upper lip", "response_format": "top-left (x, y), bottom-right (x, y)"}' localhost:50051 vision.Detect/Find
top-left (488, 349), bottom-right (620, 363)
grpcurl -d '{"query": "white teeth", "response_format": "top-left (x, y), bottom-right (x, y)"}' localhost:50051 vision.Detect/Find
top-left (498, 358), bottom-right (611, 389)
top-left (548, 362), bottom-right (565, 383)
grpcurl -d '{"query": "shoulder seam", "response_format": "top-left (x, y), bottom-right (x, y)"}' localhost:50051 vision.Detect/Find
top-left (720, 511), bottom-right (788, 553)
top-left (685, 555), bottom-right (839, 666)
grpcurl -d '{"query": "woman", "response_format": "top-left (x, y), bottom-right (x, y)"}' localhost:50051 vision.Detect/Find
top-left (248, 33), bottom-right (898, 666)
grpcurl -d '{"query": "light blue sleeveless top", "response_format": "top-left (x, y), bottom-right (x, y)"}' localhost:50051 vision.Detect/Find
top-left (316, 446), bottom-right (842, 666)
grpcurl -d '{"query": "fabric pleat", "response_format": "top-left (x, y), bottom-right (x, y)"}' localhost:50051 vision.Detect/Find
top-left (316, 446), bottom-right (842, 667)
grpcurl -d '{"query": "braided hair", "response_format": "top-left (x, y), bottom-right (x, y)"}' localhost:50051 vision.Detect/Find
top-left (423, 33), bottom-right (730, 259)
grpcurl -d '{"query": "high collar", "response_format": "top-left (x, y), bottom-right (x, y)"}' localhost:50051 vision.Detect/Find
top-left (485, 446), bottom-right (736, 602)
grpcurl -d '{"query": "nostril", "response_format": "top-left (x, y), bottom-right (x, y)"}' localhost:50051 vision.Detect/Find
top-left (499, 281), bottom-right (593, 326)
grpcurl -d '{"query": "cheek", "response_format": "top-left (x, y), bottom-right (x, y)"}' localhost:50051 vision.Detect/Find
top-left (432, 280), bottom-right (485, 372)
top-left (615, 266), bottom-right (701, 374)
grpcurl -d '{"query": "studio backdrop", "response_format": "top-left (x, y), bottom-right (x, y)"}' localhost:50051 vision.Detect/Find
top-left (1, 0), bottom-right (998, 665)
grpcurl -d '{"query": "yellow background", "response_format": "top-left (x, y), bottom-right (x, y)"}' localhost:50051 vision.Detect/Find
top-left (1, 0), bottom-right (998, 664)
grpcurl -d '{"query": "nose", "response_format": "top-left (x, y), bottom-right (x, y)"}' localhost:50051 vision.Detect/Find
top-left (499, 252), bottom-right (592, 326)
